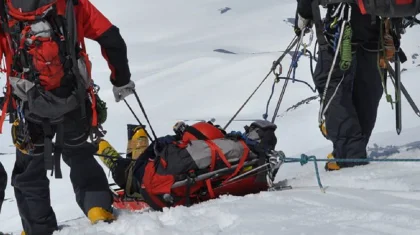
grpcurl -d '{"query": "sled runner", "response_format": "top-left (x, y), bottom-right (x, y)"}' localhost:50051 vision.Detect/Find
top-left (97, 120), bottom-right (288, 212)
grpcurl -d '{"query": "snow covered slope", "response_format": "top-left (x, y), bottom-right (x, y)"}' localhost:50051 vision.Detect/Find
top-left (1, 0), bottom-right (420, 234)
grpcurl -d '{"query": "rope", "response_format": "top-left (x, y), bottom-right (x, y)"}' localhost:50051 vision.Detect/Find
top-left (270, 35), bottom-right (304, 123)
top-left (223, 36), bottom-right (299, 130)
top-left (283, 154), bottom-right (420, 193)
top-left (263, 77), bottom-right (279, 121)
top-left (318, 19), bottom-right (347, 125)
top-left (262, 47), bottom-right (317, 120)
top-left (270, 28), bottom-right (314, 123)
top-left (291, 50), bottom-right (304, 83)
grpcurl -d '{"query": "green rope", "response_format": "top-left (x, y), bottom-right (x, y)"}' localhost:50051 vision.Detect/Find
top-left (339, 24), bottom-right (352, 71)
top-left (283, 154), bottom-right (420, 193)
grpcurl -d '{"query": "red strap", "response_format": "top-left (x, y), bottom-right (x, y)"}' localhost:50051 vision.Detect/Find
top-left (203, 140), bottom-right (231, 199)
top-left (209, 141), bottom-right (217, 171)
top-left (357, 0), bottom-right (367, 14)
top-left (396, 0), bottom-right (412, 4)
top-left (205, 140), bottom-right (231, 169)
top-left (205, 179), bottom-right (215, 199)
top-left (89, 88), bottom-right (98, 127)
top-left (19, 26), bottom-right (31, 49)
top-left (223, 140), bottom-right (249, 183)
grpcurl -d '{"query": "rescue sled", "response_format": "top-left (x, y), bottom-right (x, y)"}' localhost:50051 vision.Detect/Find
top-left (108, 156), bottom-right (284, 212)
top-left (99, 120), bottom-right (289, 212)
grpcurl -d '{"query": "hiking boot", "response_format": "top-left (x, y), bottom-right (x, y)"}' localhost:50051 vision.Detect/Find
top-left (96, 139), bottom-right (121, 171)
top-left (87, 207), bottom-right (116, 224)
top-left (127, 126), bottom-right (149, 160)
top-left (325, 153), bottom-right (370, 171)
top-left (325, 153), bottom-right (340, 171)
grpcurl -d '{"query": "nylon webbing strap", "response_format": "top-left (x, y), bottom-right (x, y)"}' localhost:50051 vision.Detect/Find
top-left (53, 123), bottom-right (64, 179)
top-left (125, 160), bottom-right (144, 199)
top-left (311, 0), bottom-right (329, 50)
top-left (65, 0), bottom-right (86, 118)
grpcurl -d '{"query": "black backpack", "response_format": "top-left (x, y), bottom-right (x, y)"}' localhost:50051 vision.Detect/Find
top-left (319, 0), bottom-right (420, 17)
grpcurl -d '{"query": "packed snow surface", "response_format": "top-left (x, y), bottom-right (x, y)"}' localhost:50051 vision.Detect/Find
top-left (1, 0), bottom-right (420, 234)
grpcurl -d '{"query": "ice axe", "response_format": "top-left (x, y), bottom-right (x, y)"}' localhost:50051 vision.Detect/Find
top-left (386, 61), bottom-right (420, 118)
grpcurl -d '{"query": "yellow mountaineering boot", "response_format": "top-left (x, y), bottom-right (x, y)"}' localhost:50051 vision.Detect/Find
top-left (127, 125), bottom-right (149, 160)
top-left (96, 139), bottom-right (121, 170)
top-left (87, 207), bottom-right (116, 224)
top-left (325, 153), bottom-right (340, 171)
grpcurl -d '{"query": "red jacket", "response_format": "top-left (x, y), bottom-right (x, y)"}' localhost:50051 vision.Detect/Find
top-left (0, 0), bottom-right (130, 86)
top-left (74, 0), bottom-right (131, 87)
top-left (0, 0), bottom-right (131, 132)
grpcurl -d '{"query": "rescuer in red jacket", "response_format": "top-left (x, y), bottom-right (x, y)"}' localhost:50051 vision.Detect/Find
top-left (0, 0), bottom-right (135, 234)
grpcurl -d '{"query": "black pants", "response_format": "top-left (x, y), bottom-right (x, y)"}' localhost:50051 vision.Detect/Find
top-left (0, 161), bottom-right (6, 213)
top-left (314, 46), bottom-right (384, 167)
top-left (11, 106), bottom-right (113, 235)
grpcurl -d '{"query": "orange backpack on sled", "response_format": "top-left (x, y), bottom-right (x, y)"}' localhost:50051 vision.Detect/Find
top-left (111, 120), bottom-right (281, 212)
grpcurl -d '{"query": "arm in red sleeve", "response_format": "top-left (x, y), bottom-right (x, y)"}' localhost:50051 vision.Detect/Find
top-left (79, 0), bottom-right (131, 87)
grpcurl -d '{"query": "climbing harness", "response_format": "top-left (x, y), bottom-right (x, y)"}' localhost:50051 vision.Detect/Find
top-left (317, 3), bottom-right (352, 130)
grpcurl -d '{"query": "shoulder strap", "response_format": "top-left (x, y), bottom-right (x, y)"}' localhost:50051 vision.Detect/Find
top-left (64, 0), bottom-right (86, 118)
top-left (311, 0), bottom-right (330, 51)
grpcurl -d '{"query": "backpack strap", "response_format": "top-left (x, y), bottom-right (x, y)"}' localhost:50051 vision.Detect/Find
top-left (64, 0), bottom-right (86, 119)
top-left (41, 119), bottom-right (63, 179)
top-left (311, 0), bottom-right (330, 51)
top-left (65, 0), bottom-right (100, 140)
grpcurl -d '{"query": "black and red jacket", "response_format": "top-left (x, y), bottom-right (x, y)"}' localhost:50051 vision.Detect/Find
top-left (0, 0), bottom-right (130, 87)
top-left (0, 0), bottom-right (131, 132)
top-left (74, 0), bottom-right (131, 87)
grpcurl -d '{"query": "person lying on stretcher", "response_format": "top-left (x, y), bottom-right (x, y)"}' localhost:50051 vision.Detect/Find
top-left (97, 120), bottom-right (285, 211)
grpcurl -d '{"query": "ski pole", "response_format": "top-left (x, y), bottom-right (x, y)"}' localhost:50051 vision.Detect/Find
top-left (171, 159), bottom-right (260, 188)
top-left (271, 30), bottom-right (306, 123)
top-left (123, 99), bottom-right (154, 142)
top-left (124, 99), bottom-right (142, 125)
top-left (132, 90), bottom-right (159, 141)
